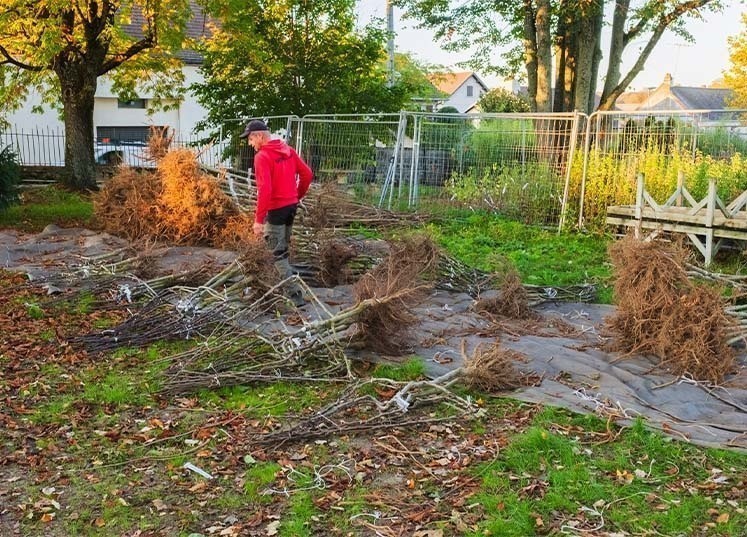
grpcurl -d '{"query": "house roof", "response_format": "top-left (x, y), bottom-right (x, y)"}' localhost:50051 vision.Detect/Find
top-left (670, 86), bottom-right (733, 110)
top-left (121, 0), bottom-right (212, 65)
top-left (428, 71), bottom-right (489, 96)
top-left (616, 74), bottom-right (734, 112)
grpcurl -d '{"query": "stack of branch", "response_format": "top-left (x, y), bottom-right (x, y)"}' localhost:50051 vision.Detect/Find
top-left (298, 182), bottom-right (428, 230)
top-left (253, 340), bottom-right (536, 446)
top-left (95, 148), bottom-right (256, 248)
top-left (75, 251), bottom-right (281, 353)
top-left (607, 235), bottom-right (737, 383)
top-left (162, 236), bottom-right (441, 392)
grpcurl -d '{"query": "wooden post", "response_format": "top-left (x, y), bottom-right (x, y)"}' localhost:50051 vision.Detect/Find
top-left (704, 178), bottom-right (716, 266)
top-left (634, 173), bottom-right (644, 239)
top-left (676, 170), bottom-right (684, 207)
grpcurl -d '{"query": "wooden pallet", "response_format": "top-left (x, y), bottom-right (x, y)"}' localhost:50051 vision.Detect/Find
top-left (606, 173), bottom-right (747, 266)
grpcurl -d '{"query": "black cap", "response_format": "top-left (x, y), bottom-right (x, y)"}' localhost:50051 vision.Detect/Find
top-left (238, 119), bottom-right (270, 138)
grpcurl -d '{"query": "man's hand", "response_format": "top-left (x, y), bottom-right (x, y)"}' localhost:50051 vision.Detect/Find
top-left (253, 222), bottom-right (264, 236)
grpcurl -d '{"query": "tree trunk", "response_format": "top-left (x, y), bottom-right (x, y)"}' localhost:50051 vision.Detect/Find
top-left (587, 4), bottom-right (604, 113)
top-left (60, 71), bottom-right (98, 191)
top-left (534, 0), bottom-right (552, 112)
top-left (600, 0), bottom-right (630, 108)
top-left (573, 2), bottom-right (602, 114)
top-left (522, 0), bottom-right (539, 112)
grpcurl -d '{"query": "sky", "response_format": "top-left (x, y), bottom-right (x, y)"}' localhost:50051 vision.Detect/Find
top-left (356, 1), bottom-right (746, 91)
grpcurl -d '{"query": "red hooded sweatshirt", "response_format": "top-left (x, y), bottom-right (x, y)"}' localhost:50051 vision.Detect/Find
top-left (253, 139), bottom-right (313, 224)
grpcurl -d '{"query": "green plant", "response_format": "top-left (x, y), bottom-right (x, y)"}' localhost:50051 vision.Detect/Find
top-left (0, 145), bottom-right (21, 211)
top-left (446, 161), bottom-right (563, 224)
top-left (477, 88), bottom-right (531, 113)
top-left (0, 185), bottom-right (92, 231)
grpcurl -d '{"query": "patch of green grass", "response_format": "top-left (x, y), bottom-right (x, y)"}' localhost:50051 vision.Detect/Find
top-left (424, 212), bottom-right (612, 302)
top-left (25, 301), bottom-right (45, 319)
top-left (244, 461), bottom-right (282, 503)
top-left (198, 382), bottom-right (333, 415)
top-left (371, 357), bottom-right (426, 381)
top-left (30, 393), bottom-right (77, 424)
top-left (0, 186), bottom-right (93, 232)
top-left (280, 491), bottom-right (318, 537)
top-left (82, 371), bottom-right (149, 407)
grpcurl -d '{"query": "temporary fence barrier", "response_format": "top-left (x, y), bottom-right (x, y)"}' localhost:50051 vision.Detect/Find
top-left (6, 108), bottom-right (747, 231)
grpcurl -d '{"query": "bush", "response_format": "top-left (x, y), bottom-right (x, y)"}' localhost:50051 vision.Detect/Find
top-left (0, 145), bottom-right (21, 211)
top-left (476, 88), bottom-right (531, 113)
top-left (446, 161), bottom-right (563, 224)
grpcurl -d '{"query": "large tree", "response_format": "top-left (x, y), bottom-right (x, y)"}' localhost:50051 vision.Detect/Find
top-left (395, 0), bottom-right (722, 113)
top-left (0, 0), bottom-right (191, 190)
top-left (193, 0), bottom-right (420, 132)
top-left (725, 13), bottom-right (747, 108)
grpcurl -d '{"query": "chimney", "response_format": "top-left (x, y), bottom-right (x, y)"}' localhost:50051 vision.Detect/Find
top-left (663, 73), bottom-right (673, 87)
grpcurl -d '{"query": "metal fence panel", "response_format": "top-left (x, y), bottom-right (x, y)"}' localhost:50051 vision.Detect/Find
top-left (392, 112), bottom-right (582, 229)
top-left (577, 109), bottom-right (747, 228)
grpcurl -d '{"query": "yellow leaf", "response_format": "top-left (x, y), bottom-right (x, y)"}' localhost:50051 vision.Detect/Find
top-left (716, 513), bottom-right (730, 524)
top-left (41, 513), bottom-right (55, 523)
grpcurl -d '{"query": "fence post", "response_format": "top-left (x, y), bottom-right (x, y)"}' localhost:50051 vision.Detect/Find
top-left (577, 111), bottom-right (596, 229)
top-left (676, 170), bottom-right (684, 207)
top-left (559, 112), bottom-right (583, 232)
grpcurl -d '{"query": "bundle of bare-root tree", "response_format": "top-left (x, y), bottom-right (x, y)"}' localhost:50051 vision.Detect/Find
top-left (253, 368), bottom-right (475, 446)
top-left (298, 181), bottom-right (428, 230)
top-left (161, 236), bottom-right (441, 393)
top-left (253, 338), bottom-right (537, 446)
top-left (607, 235), bottom-right (737, 383)
top-left (75, 247), bottom-right (281, 353)
top-left (95, 145), bottom-right (256, 248)
top-left (352, 234), bottom-right (439, 354)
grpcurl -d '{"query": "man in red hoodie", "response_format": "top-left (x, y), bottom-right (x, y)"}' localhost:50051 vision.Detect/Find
top-left (239, 120), bottom-right (313, 306)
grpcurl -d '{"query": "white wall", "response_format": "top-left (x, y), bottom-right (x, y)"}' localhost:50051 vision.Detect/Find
top-left (4, 65), bottom-right (208, 138)
top-left (443, 75), bottom-right (487, 113)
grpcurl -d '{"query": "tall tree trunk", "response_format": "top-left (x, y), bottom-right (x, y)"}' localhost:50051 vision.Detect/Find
top-left (600, 0), bottom-right (630, 108)
top-left (535, 0), bottom-right (552, 112)
top-left (587, 4), bottom-right (604, 113)
top-left (59, 70), bottom-right (98, 191)
top-left (553, 9), bottom-right (569, 113)
top-left (522, 0), bottom-right (539, 112)
top-left (573, 2), bottom-right (602, 114)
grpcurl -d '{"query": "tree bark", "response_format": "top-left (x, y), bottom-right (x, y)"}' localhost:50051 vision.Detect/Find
top-left (573, 1), bottom-right (602, 114)
top-left (534, 0), bottom-right (552, 112)
top-left (522, 0), bottom-right (539, 112)
top-left (587, 4), bottom-right (604, 113)
top-left (59, 67), bottom-right (98, 191)
top-left (600, 0), bottom-right (630, 108)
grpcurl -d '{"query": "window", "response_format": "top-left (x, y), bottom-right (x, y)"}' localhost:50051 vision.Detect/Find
top-left (117, 98), bottom-right (147, 109)
top-left (466, 85), bottom-right (474, 97)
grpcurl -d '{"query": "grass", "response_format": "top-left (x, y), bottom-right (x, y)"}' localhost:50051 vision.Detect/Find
top-left (423, 210), bottom-right (614, 302)
top-left (0, 185), bottom-right (93, 231)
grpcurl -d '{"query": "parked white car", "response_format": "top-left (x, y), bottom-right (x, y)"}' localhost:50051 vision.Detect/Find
top-left (94, 142), bottom-right (154, 167)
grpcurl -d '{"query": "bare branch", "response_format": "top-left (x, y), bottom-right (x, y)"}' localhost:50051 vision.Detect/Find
top-left (98, 36), bottom-right (155, 75)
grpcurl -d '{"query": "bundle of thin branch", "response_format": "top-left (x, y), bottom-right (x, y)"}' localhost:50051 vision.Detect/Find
top-left (74, 259), bottom-right (278, 353)
top-left (292, 229), bottom-right (388, 287)
top-left (156, 149), bottom-right (238, 244)
top-left (607, 235), bottom-right (736, 383)
top-left (93, 167), bottom-right (161, 241)
top-left (298, 182), bottom-right (427, 230)
top-left (353, 235), bottom-right (439, 354)
top-left (253, 369), bottom-right (475, 447)
top-left (144, 125), bottom-right (174, 163)
top-left (461, 342), bottom-right (532, 393)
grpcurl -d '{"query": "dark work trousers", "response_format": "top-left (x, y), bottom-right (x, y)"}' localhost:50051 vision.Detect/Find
top-left (264, 203), bottom-right (303, 298)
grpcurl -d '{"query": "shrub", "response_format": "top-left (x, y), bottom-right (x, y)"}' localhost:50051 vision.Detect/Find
top-left (567, 144), bottom-right (747, 228)
top-left (446, 161), bottom-right (562, 224)
top-left (476, 88), bottom-right (531, 113)
top-left (0, 145), bottom-right (21, 211)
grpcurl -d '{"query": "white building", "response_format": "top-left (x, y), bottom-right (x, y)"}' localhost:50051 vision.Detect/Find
top-left (427, 72), bottom-right (490, 113)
